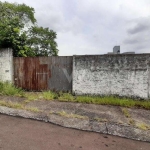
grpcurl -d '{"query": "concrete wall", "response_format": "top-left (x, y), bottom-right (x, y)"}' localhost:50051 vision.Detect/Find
top-left (1, 48), bottom-right (150, 99)
top-left (0, 48), bottom-right (13, 83)
top-left (73, 54), bottom-right (150, 99)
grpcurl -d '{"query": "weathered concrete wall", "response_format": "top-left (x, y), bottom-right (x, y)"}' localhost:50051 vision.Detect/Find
top-left (0, 48), bottom-right (13, 83)
top-left (73, 54), bottom-right (150, 99)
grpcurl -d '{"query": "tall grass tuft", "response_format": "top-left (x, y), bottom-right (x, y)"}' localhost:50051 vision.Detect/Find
top-left (42, 91), bottom-right (58, 100)
top-left (0, 82), bottom-right (24, 96)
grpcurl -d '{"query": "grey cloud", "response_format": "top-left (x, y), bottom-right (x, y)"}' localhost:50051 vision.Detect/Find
top-left (126, 16), bottom-right (150, 35)
top-left (123, 16), bottom-right (150, 53)
top-left (124, 38), bottom-right (139, 44)
top-left (127, 23), bottom-right (150, 34)
top-left (36, 11), bottom-right (65, 32)
top-left (123, 35), bottom-right (150, 52)
top-left (135, 45), bottom-right (147, 51)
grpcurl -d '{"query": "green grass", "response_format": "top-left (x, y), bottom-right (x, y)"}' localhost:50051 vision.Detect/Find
top-left (74, 95), bottom-right (150, 110)
top-left (136, 123), bottom-right (150, 130)
top-left (76, 96), bottom-right (135, 106)
top-left (25, 107), bottom-right (41, 113)
top-left (42, 91), bottom-right (58, 100)
top-left (18, 91), bottom-right (150, 110)
top-left (0, 100), bottom-right (40, 113)
top-left (24, 92), bottom-right (43, 103)
top-left (25, 91), bottom-right (57, 102)
top-left (0, 100), bottom-right (24, 109)
top-left (0, 82), bottom-right (24, 96)
top-left (0, 82), bottom-right (150, 110)
top-left (58, 92), bottom-right (74, 101)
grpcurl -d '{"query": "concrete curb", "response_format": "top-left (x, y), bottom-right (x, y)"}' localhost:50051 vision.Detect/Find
top-left (0, 106), bottom-right (149, 142)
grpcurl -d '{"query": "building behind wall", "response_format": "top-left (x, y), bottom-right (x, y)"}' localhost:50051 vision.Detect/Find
top-left (107, 46), bottom-right (135, 55)
top-left (107, 46), bottom-right (120, 54)
top-left (113, 46), bottom-right (120, 54)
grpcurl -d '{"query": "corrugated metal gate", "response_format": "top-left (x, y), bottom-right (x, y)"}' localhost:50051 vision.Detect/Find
top-left (14, 56), bottom-right (73, 91)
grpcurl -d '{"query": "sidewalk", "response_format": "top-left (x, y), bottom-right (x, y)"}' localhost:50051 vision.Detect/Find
top-left (0, 96), bottom-right (150, 142)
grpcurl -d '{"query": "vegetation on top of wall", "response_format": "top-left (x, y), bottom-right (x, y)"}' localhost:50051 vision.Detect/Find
top-left (0, 1), bottom-right (58, 57)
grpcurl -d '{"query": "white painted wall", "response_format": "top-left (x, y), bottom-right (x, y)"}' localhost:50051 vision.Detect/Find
top-left (73, 55), bottom-right (150, 99)
top-left (0, 48), bottom-right (13, 83)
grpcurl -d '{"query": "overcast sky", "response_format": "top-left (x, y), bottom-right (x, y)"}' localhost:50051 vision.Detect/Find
top-left (3, 0), bottom-right (150, 55)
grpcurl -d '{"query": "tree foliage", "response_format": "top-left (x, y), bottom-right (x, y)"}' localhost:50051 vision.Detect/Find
top-left (27, 26), bottom-right (58, 56)
top-left (0, 1), bottom-right (58, 57)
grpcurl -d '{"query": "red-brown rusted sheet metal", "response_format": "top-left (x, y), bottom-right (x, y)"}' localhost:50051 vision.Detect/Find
top-left (14, 57), bottom-right (49, 91)
top-left (14, 56), bottom-right (73, 91)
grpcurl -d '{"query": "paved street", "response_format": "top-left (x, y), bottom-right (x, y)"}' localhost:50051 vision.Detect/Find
top-left (0, 114), bottom-right (149, 150)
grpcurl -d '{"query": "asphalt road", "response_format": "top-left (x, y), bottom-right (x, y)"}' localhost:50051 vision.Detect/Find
top-left (0, 114), bottom-right (149, 150)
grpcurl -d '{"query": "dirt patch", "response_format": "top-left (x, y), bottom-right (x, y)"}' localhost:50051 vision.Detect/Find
top-left (0, 95), bottom-right (26, 103)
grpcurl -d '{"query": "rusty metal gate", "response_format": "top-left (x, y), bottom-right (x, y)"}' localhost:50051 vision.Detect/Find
top-left (14, 56), bottom-right (73, 91)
